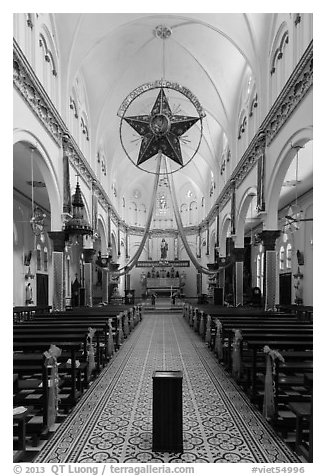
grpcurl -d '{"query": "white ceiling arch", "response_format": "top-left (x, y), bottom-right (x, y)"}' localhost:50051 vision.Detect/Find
top-left (52, 12), bottom-right (277, 223)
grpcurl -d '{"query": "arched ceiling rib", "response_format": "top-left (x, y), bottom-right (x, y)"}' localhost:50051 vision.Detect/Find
top-left (52, 13), bottom-right (276, 225)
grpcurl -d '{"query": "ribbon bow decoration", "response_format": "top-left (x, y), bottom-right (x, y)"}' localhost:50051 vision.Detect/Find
top-left (123, 310), bottom-right (130, 336)
top-left (194, 308), bottom-right (199, 332)
top-left (117, 312), bottom-right (123, 346)
top-left (263, 345), bottom-right (285, 421)
top-left (232, 329), bottom-right (243, 380)
top-left (205, 314), bottom-right (211, 345)
top-left (107, 318), bottom-right (115, 357)
top-left (199, 311), bottom-right (205, 337)
top-left (43, 344), bottom-right (62, 429)
top-left (214, 319), bottom-right (223, 360)
top-left (134, 308), bottom-right (140, 325)
top-left (87, 327), bottom-right (96, 379)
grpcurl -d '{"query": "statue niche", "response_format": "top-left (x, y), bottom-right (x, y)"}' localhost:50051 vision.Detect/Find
top-left (160, 238), bottom-right (168, 260)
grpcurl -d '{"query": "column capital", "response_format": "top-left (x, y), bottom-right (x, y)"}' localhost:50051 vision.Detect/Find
top-left (48, 231), bottom-right (66, 252)
top-left (83, 248), bottom-right (96, 263)
top-left (255, 129), bottom-right (266, 153)
top-left (62, 133), bottom-right (73, 154)
top-left (233, 247), bottom-right (245, 262)
top-left (258, 230), bottom-right (281, 250)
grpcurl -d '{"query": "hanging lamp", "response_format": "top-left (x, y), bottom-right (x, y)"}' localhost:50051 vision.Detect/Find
top-left (64, 178), bottom-right (92, 242)
top-left (29, 146), bottom-right (46, 236)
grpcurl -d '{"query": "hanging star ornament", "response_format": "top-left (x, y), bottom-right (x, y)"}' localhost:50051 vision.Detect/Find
top-left (122, 88), bottom-right (200, 167)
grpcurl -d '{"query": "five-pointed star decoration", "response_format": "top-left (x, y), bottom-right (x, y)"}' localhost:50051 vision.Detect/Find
top-left (123, 88), bottom-right (200, 167)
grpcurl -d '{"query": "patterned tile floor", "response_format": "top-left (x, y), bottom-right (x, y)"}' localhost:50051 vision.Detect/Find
top-left (33, 309), bottom-right (300, 463)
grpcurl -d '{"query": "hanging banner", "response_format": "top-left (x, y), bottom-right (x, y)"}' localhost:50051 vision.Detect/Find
top-left (166, 158), bottom-right (219, 276)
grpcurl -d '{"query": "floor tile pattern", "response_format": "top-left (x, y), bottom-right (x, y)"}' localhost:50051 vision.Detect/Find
top-left (34, 311), bottom-right (300, 463)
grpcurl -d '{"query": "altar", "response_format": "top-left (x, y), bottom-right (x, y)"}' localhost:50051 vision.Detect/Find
top-left (147, 277), bottom-right (180, 295)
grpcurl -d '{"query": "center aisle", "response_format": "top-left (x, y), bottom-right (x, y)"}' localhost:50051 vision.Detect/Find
top-left (35, 309), bottom-right (300, 463)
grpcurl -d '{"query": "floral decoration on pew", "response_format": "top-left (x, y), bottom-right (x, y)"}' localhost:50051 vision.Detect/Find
top-left (87, 327), bottom-right (96, 379)
top-left (214, 319), bottom-right (223, 360)
top-left (205, 314), bottom-right (211, 345)
top-left (43, 344), bottom-right (62, 429)
top-left (199, 311), bottom-right (205, 337)
top-left (107, 318), bottom-right (115, 357)
top-left (232, 329), bottom-right (243, 380)
top-left (263, 345), bottom-right (285, 421)
top-left (124, 310), bottom-right (130, 336)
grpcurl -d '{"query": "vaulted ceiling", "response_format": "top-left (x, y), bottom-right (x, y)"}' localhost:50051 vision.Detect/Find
top-left (53, 13), bottom-right (276, 210)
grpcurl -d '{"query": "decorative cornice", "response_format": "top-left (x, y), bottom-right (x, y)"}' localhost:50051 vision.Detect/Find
top-left (14, 44), bottom-right (63, 145)
top-left (14, 39), bottom-right (312, 235)
top-left (205, 40), bottom-right (312, 223)
top-left (13, 40), bottom-right (122, 226)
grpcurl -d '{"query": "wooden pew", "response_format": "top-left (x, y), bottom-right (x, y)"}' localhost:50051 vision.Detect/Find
top-left (13, 353), bottom-right (50, 445)
top-left (246, 340), bottom-right (313, 403)
top-left (13, 305), bottom-right (52, 323)
top-left (14, 323), bottom-right (108, 369)
top-left (13, 342), bottom-right (83, 404)
top-left (224, 325), bottom-right (312, 368)
top-left (27, 314), bottom-right (123, 351)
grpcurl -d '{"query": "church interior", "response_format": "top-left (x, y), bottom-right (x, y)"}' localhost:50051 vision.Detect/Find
top-left (13, 12), bottom-right (313, 465)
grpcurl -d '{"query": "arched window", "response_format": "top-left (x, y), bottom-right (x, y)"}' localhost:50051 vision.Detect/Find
top-left (269, 23), bottom-right (289, 105)
top-left (180, 203), bottom-right (188, 225)
top-left (43, 246), bottom-right (48, 272)
top-left (261, 253), bottom-right (264, 292)
top-left (36, 244), bottom-right (42, 271)
top-left (286, 243), bottom-right (292, 268)
top-left (39, 25), bottom-right (59, 106)
top-left (279, 246), bottom-right (285, 270)
top-left (65, 253), bottom-right (71, 301)
top-left (257, 255), bottom-right (261, 288)
top-left (189, 201), bottom-right (198, 225)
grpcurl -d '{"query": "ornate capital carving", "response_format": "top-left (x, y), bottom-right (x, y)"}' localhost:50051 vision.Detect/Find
top-left (233, 247), bottom-right (245, 262)
top-left (83, 248), bottom-right (96, 264)
top-left (258, 230), bottom-right (281, 250)
top-left (48, 231), bottom-right (66, 252)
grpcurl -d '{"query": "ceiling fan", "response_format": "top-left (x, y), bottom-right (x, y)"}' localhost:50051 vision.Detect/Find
top-left (15, 146), bottom-right (47, 236)
top-left (284, 215), bottom-right (313, 223)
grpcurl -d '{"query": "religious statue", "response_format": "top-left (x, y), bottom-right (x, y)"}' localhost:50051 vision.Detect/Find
top-left (294, 268), bottom-right (304, 305)
top-left (25, 282), bottom-right (33, 305)
top-left (160, 238), bottom-right (168, 260)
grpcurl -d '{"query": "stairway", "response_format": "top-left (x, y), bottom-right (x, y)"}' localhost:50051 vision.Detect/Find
top-left (143, 297), bottom-right (183, 313)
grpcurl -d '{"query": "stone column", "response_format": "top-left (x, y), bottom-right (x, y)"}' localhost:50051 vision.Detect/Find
top-left (83, 248), bottom-right (96, 307)
top-left (205, 221), bottom-right (209, 255)
top-left (234, 247), bottom-right (244, 306)
top-left (62, 134), bottom-right (72, 215)
top-left (48, 231), bottom-right (66, 311)
top-left (197, 229), bottom-right (201, 258)
top-left (230, 179), bottom-right (236, 235)
top-left (125, 228), bottom-right (129, 259)
top-left (148, 234), bottom-right (152, 260)
top-left (174, 235), bottom-right (179, 260)
top-left (107, 205), bottom-right (112, 247)
top-left (256, 130), bottom-right (266, 213)
top-left (102, 268), bottom-right (109, 303)
top-left (259, 230), bottom-right (281, 310)
top-left (218, 261), bottom-right (225, 294)
top-left (117, 222), bottom-right (121, 257)
top-left (215, 205), bottom-right (219, 247)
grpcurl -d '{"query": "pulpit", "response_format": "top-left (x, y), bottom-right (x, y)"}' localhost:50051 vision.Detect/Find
top-left (152, 370), bottom-right (183, 452)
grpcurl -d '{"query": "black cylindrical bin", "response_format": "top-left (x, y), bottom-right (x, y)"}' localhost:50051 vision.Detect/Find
top-left (152, 370), bottom-right (183, 452)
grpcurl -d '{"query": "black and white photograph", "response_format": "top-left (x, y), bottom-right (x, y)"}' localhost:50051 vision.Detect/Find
top-left (9, 4), bottom-right (319, 473)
